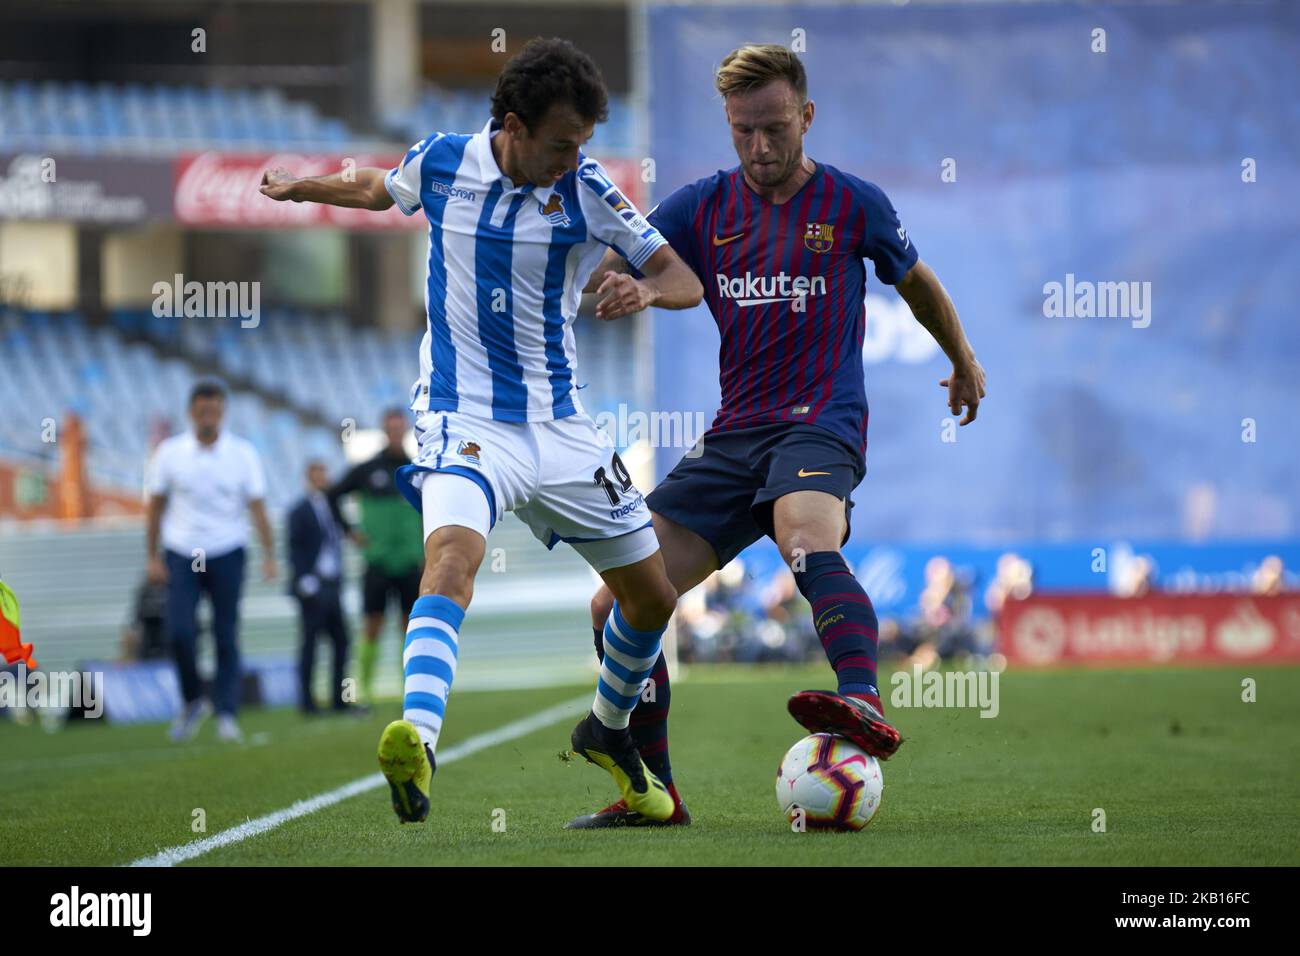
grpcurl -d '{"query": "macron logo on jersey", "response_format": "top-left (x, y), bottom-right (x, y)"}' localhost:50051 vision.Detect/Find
top-left (715, 271), bottom-right (828, 307)
top-left (428, 179), bottom-right (476, 202)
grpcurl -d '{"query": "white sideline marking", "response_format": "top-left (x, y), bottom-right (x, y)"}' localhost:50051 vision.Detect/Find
top-left (127, 694), bottom-right (590, 867)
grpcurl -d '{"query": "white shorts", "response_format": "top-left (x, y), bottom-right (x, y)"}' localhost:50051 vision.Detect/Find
top-left (394, 410), bottom-right (659, 574)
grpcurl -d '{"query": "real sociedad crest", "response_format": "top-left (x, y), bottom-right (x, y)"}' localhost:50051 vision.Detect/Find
top-left (804, 222), bottom-right (834, 253)
top-left (539, 193), bottom-right (570, 227)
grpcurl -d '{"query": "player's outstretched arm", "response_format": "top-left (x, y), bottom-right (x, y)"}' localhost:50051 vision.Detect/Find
top-left (593, 245), bottom-right (703, 321)
top-left (896, 259), bottom-right (986, 425)
top-left (259, 166), bottom-right (394, 211)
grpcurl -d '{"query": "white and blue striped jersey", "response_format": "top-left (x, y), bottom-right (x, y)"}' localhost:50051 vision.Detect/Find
top-left (386, 118), bottom-right (666, 423)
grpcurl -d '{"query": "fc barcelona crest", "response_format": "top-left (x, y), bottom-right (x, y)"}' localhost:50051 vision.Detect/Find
top-left (804, 222), bottom-right (834, 253)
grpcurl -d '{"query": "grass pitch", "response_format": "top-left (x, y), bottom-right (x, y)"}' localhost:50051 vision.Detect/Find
top-left (2, 664), bottom-right (1296, 866)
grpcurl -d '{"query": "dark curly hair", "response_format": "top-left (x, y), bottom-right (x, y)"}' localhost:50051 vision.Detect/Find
top-left (490, 37), bottom-right (609, 132)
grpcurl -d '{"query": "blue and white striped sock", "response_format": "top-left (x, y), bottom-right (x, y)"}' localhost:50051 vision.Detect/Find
top-left (402, 594), bottom-right (464, 752)
top-left (592, 602), bottom-right (665, 730)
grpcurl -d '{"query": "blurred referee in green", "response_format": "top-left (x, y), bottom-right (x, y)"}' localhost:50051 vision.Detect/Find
top-left (328, 408), bottom-right (424, 706)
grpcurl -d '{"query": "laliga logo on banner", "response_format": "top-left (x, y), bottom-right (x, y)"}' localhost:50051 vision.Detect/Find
top-left (1011, 606), bottom-right (1069, 665)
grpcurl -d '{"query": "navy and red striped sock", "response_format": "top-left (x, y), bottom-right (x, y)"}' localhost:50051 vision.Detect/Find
top-left (792, 551), bottom-right (883, 713)
top-left (593, 626), bottom-right (673, 785)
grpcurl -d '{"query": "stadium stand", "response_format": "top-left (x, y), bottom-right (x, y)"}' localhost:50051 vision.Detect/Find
top-left (384, 85), bottom-right (500, 146)
top-left (0, 81), bottom-right (362, 155)
top-left (0, 81), bottom-right (638, 156)
top-left (1, 305), bottom-right (641, 512)
top-left (386, 85), bottom-right (636, 152)
top-left (117, 308), bottom-right (642, 453)
top-left (104, 308), bottom-right (421, 440)
top-left (0, 308), bottom-right (345, 510)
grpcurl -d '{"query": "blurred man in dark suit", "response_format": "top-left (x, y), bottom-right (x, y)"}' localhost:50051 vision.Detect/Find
top-left (288, 461), bottom-right (351, 714)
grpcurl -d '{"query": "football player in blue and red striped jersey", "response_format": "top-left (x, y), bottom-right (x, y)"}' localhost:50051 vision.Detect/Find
top-left (569, 44), bottom-right (986, 828)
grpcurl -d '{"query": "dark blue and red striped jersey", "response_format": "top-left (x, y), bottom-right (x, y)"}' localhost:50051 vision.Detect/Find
top-left (648, 163), bottom-right (918, 453)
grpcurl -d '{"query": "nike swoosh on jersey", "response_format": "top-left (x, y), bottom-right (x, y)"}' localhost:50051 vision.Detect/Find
top-left (797, 468), bottom-right (831, 478)
top-left (712, 232), bottom-right (745, 246)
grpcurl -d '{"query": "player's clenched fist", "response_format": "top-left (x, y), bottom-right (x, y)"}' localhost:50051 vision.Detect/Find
top-left (594, 272), bottom-right (656, 321)
top-left (259, 167), bottom-right (300, 202)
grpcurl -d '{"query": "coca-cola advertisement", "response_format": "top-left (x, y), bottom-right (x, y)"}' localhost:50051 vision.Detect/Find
top-left (997, 592), bottom-right (1300, 666)
top-left (173, 152), bottom-right (420, 230)
top-left (173, 152), bottom-right (647, 230)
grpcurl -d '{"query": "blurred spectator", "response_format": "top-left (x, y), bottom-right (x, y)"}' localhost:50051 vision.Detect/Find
top-left (985, 552), bottom-right (1034, 614)
top-left (678, 560), bottom-right (763, 662)
top-left (1252, 555), bottom-right (1285, 595)
top-left (119, 576), bottom-right (169, 661)
top-left (880, 557), bottom-right (982, 668)
top-left (763, 569), bottom-right (817, 653)
top-left (288, 461), bottom-right (352, 716)
top-left (145, 379), bottom-right (276, 744)
top-left (921, 557), bottom-right (979, 658)
top-left (1116, 554), bottom-right (1156, 597)
top-left (741, 568), bottom-right (816, 663)
top-left (676, 558), bottom-right (893, 667)
top-left (878, 617), bottom-right (924, 662)
top-left (982, 551), bottom-right (1034, 659)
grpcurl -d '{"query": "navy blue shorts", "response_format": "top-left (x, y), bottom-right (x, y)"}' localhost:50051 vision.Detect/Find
top-left (646, 423), bottom-right (865, 569)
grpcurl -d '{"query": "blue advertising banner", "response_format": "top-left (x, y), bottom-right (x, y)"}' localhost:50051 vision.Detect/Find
top-left (733, 537), bottom-right (1300, 622)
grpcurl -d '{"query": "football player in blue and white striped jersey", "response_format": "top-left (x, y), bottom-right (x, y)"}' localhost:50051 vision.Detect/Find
top-left (260, 37), bottom-right (703, 826)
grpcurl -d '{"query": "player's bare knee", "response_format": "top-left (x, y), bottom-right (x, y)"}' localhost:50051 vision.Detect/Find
top-left (619, 578), bottom-right (678, 630)
top-left (779, 533), bottom-right (813, 569)
top-left (649, 579), bottom-right (679, 623)
top-left (778, 527), bottom-right (839, 569)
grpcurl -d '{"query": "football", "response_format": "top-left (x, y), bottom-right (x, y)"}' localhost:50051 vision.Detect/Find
top-left (775, 733), bottom-right (884, 831)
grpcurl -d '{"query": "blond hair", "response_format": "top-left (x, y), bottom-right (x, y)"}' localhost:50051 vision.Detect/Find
top-left (715, 44), bottom-right (808, 101)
